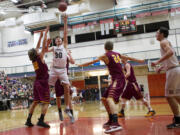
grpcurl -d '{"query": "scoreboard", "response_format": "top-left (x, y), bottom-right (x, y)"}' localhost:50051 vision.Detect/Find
top-left (115, 20), bottom-right (137, 33)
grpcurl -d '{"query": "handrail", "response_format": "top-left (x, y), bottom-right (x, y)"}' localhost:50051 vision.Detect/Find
top-left (69, 0), bottom-right (174, 19)
top-left (68, 0), bottom-right (180, 25)
top-left (0, 48), bottom-right (179, 68)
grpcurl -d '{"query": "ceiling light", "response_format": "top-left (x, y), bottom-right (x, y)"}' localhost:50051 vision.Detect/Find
top-left (11, 0), bottom-right (19, 3)
top-left (0, 11), bottom-right (6, 15)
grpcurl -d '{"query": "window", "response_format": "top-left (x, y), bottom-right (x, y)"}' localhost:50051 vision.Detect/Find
top-left (68, 36), bottom-right (71, 44)
top-left (145, 21), bottom-right (169, 33)
top-left (75, 32), bottom-right (95, 43)
top-left (96, 30), bottom-right (117, 40)
top-left (100, 75), bottom-right (108, 84)
top-left (85, 76), bottom-right (98, 85)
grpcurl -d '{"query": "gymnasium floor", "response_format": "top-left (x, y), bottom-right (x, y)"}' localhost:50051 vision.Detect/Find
top-left (0, 98), bottom-right (180, 135)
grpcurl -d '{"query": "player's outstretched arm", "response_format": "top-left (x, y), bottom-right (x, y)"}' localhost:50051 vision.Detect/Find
top-left (35, 31), bottom-right (43, 52)
top-left (46, 39), bottom-right (53, 53)
top-left (68, 50), bottom-right (75, 64)
top-left (151, 41), bottom-right (173, 66)
top-left (46, 39), bottom-right (52, 49)
top-left (155, 65), bottom-right (164, 73)
top-left (47, 46), bottom-right (54, 52)
top-left (78, 56), bottom-right (103, 67)
top-left (63, 14), bottom-right (68, 49)
top-left (45, 38), bottom-right (51, 53)
top-left (124, 63), bottom-right (131, 79)
top-left (121, 55), bottom-right (145, 63)
top-left (40, 26), bottom-right (49, 60)
top-left (103, 79), bottom-right (111, 83)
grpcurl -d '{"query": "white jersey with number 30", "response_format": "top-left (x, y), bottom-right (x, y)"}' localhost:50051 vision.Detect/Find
top-left (53, 45), bottom-right (68, 68)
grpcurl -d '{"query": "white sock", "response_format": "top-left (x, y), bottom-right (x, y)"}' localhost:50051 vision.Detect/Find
top-left (148, 107), bottom-right (153, 111)
top-left (143, 98), bottom-right (153, 111)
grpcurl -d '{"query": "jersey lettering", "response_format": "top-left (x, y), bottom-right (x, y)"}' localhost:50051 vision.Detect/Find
top-left (112, 54), bottom-right (121, 63)
top-left (33, 61), bottom-right (39, 70)
top-left (55, 52), bottom-right (62, 58)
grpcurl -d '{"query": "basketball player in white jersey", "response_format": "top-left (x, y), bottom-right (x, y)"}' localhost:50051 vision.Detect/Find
top-left (47, 14), bottom-right (73, 119)
top-left (152, 27), bottom-right (180, 129)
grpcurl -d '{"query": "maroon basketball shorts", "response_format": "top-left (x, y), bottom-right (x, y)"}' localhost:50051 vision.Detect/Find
top-left (102, 77), bottom-right (126, 103)
top-left (33, 79), bottom-right (50, 104)
top-left (55, 80), bottom-right (72, 98)
top-left (121, 81), bottom-right (143, 100)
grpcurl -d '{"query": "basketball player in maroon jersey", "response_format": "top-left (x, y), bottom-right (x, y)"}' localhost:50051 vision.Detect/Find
top-left (118, 58), bottom-right (155, 117)
top-left (25, 27), bottom-right (51, 128)
top-left (78, 41), bottom-right (144, 133)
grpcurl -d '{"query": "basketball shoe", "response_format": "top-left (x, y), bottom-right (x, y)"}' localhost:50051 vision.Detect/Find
top-left (145, 110), bottom-right (156, 117)
top-left (118, 109), bottom-right (125, 117)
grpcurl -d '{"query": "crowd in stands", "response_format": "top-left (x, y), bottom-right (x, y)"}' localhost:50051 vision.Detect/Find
top-left (0, 71), bottom-right (33, 100)
top-left (0, 71), bottom-right (33, 110)
top-left (81, 87), bottom-right (101, 101)
top-left (0, 71), bottom-right (109, 110)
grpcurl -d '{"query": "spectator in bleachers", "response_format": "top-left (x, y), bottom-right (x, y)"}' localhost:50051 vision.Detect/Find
top-left (0, 71), bottom-right (34, 110)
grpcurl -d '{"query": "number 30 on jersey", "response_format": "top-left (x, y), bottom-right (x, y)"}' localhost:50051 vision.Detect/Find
top-left (55, 52), bottom-right (62, 58)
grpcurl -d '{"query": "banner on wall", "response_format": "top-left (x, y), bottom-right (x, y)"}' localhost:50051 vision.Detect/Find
top-left (171, 7), bottom-right (180, 15)
top-left (100, 18), bottom-right (114, 35)
top-left (8, 39), bottom-right (28, 48)
top-left (105, 23), bottom-right (109, 35)
top-left (72, 23), bottom-right (86, 34)
top-left (100, 23), bottom-right (105, 35)
top-left (136, 12), bottom-right (151, 18)
top-left (72, 21), bottom-right (97, 33)
top-left (152, 10), bottom-right (168, 16)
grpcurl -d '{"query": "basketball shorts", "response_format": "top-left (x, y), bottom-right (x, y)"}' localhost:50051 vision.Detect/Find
top-left (121, 81), bottom-right (143, 100)
top-left (55, 79), bottom-right (72, 98)
top-left (33, 79), bottom-right (50, 104)
top-left (165, 66), bottom-right (180, 96)
top-left (49, 67), bottom-right (70, 86)
top-left (102, 77), bottom-right (126, 103)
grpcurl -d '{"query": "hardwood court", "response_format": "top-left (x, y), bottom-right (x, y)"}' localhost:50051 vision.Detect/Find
top-left (0, 98), bottom-right (180, 135)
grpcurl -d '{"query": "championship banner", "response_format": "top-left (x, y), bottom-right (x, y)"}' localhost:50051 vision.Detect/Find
top-left (171, 8), bottom-right (176, 13)
top-left (152, 10), bottom-right (168, 16)
top-left (100, 23), bottom-right (105, 35)
top-left (176, 7), bottom-right (180, 14)
top-left (87, 21), bottom-right (97, 30)
top-left (105, 23), bottom-right (109, 35)
top-left (100, 19), bottom-right (114, 35)
top-left (72, 23), bottom-right (85, 33)
top-left (100, 18), bottom-right (114, 24)
top-left (136, 12), bottom-right (151, 18)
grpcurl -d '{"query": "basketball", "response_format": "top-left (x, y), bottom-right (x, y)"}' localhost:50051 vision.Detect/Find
top-left (58, 2), bottom-right (67, 12)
